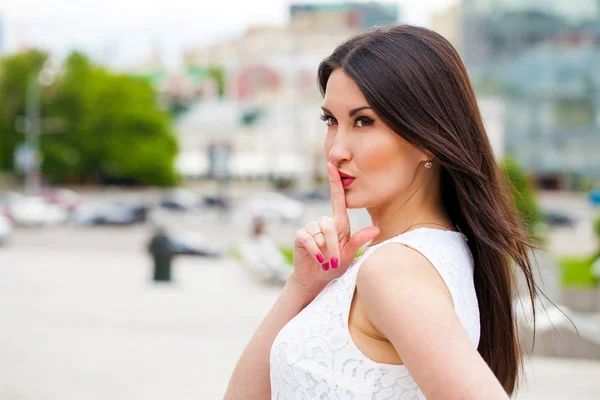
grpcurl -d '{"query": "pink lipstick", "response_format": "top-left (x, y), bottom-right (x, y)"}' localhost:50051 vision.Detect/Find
top-left (339, 171), bottom-right (355, 188)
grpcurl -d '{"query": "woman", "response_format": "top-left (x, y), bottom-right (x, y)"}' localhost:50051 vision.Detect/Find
top-left (225, 25), bottom-right (536, 399)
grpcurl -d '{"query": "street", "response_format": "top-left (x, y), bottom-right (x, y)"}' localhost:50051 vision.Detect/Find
top-left (0, 226), bottom-right (280, 400)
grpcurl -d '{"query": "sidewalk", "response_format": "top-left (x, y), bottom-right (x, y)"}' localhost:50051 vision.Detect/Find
top-left (0, 244), bottom-right (599, 399)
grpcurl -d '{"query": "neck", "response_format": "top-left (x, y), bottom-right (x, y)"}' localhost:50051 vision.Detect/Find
top-left (366, 176), bottom-right (451, 245)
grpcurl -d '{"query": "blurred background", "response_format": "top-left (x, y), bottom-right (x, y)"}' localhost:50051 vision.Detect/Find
top-left (0, 0), bottom-right (599, 399)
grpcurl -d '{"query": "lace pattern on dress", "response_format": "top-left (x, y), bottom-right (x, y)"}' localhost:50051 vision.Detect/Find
top-left (270, 228), bottom-right (480, 400)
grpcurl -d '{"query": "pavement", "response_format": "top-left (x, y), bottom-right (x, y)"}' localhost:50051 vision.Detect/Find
top-left (0, 242), bottom-right (281, 399)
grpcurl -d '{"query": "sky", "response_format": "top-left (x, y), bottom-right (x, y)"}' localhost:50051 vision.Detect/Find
top-left (0, 0), bottom-right (458, 69)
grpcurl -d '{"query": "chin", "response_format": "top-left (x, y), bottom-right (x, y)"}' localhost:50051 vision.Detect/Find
top-left (344, 190), bottom-right (364, 209)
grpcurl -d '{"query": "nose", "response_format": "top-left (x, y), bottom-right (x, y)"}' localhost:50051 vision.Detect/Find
top-left (327, 130), bottom-right (352, 164)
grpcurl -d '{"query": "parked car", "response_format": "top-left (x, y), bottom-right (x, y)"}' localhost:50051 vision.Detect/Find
top-left (160, 189), bottom-right (200, 212)
top-left (202, 195), bottom-right (230, 209)
top-left (7, 196), bottom-right (68, 227)
top-left (247, 192), bottom-right (304, 222)
top-left (39, 188), bottom-right (83, 213)
top-left (0, 191), bottom-right (24, 223)
top-left (295, 188), bottom-right (330, 202)
top-left (542, 209), bottom-right (575, 227)
top-left (169, 233), bottom-right (224, 257)
top-left (0, 214), bottom-right (12, 245)
top-left (72, 203), bottom-right (149, 226)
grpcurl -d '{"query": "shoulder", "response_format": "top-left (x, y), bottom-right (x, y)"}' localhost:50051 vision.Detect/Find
top-left (354, 244), bottom-right (503, 399)
top-left (356, 242), bottom-right (453, 308)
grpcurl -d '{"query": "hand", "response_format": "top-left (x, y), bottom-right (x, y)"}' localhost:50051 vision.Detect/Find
top-left (289, 162), bottom-right (380, 302)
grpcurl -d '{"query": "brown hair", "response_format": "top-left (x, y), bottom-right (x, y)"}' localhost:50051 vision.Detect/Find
top-left (318, 25), bottom-right (537, 395)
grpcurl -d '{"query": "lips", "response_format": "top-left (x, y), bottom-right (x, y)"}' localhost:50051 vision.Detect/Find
top-left (338, 171), bottom-right (355, 188)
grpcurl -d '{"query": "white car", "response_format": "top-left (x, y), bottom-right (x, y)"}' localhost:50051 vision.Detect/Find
top-left (247, 192), bottom-right (304, 222)
top-left (169, 233), bottom-right (225, 257)
top-left (8, 196), bottom-right (68, 227)
top-left (160, 188), bottom-right (199, 211)
top-left (40, 188), bottom-right (82, 212)
top-left (0, 215), bottom-right (12, 245)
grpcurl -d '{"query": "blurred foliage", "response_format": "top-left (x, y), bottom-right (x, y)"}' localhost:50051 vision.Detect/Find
top-left (207, 66), bottom-right (226, 98)
top-left (231, 245), bottom-right (292, 266)
top-left (281, 247), bottom-right (294, 265)
top-left (0, 49), bottom-right (47, 171)
top-left (500, 157), bottom-right (543, 237)
top-left (0, 50), bottom-right (179, 186)
top-left (567, 172), bottom-right (597, 192)
top-left (229, 247), bottom-right (241, 261)
top-left (558, 257), bottom-right (597, 288)
top-left (557, 215), bottom-right (600, 287)
top-left (594, 215), bottom-right (600, 259)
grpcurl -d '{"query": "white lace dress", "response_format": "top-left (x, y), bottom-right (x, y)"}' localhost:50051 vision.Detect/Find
top-left (270, 228), bottom-right (480, 400)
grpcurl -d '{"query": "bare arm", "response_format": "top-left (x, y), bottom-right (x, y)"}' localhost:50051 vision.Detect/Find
top-left (225, 163), bottom-right (379, 398)
top-left (224, 281), bottom-right (310, 399)
top-left (358, 244), bottom-right (509, 400)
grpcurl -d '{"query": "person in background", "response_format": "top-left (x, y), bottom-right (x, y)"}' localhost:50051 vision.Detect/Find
top-left (239, 216), bottom-right (290, 284)
top-left (148, 224), bottom-right (173, 282)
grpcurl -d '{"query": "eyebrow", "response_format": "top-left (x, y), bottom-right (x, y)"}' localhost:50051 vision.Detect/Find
top-left (321, 106), bottom-right (373, 117)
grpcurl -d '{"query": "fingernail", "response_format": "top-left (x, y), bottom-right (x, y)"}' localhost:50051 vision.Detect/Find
top-left (322, 262), bottom-right (329, 271)
top-left (331, 258), bottom-right (339, 269)
top-left (316, 254), bottom-right (324, 263)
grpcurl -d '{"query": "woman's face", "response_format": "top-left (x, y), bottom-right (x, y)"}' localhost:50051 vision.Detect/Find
top-left (322, 69), bottom-right (429, 210)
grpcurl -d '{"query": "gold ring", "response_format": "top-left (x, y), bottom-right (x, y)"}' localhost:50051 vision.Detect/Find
top-left (311, 231), bottom-right (323, 237)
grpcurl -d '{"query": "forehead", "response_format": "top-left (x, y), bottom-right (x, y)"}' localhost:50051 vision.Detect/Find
top-left (322, 69), bottom-right (369, 109)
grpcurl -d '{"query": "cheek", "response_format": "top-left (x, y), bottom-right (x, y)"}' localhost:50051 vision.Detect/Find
top-left (363, 140), bottom-right (400, 172)
top-left (362, 141), bottom-right (416, 191)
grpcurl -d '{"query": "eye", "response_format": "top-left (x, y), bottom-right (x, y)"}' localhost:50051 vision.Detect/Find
top-left (319, 114), bottom-right (337, 126)
top-left (355, 116), bottom-right (374, 127)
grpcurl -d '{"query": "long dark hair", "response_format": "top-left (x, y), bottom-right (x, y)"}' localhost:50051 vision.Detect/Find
top-left (318, 25), bottom-right (537, 395)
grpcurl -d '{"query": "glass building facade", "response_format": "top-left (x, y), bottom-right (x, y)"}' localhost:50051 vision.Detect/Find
top-left (462, 0), bottom-right (600, 186)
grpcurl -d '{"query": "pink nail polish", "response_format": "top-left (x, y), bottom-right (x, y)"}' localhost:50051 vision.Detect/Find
top-left (331, 258), bottom-right (339, 269)
top-left (322, 262), bottom-right (330, 271)
top-left (316, 254), bottom-right (324, 263)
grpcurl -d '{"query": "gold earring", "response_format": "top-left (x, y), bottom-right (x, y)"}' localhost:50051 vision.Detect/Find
top-left (424, 161), bottom-right (433, 169)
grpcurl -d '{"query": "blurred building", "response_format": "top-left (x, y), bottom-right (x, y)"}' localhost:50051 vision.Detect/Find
top-left (178, 2), bottom-right (400, 182)
top-left (127, 44), bottom-right (221, 119)
top-left (431, 1), bottom-right (463, 54)
top-left (461, 0), bottom-right (600, 187)
top-left (184, 3), bottom-right (399, 67)
top-left (431, 3), bottom-right (505, 158)
top-left (463, 0), bottom-right (599, 68)
top-left (504, 45), bottom-right (600, 186)
top-left (289, 2), bottom-right (399, 32)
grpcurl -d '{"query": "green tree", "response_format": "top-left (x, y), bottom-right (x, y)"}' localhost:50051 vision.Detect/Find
top-left (500, 157), bottom-right (542, 236)
top-left (0, 50), bottom-right (179, 186)
top-left (0, 50), bottom-right (47, 171)
top-left (207, 66), bottom-right (226, 98)
top-left (593, 215), bottom-right (600, 259)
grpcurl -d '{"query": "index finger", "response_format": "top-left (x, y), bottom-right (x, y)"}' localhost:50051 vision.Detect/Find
top-left (327, 162), bottom-right (349, 226)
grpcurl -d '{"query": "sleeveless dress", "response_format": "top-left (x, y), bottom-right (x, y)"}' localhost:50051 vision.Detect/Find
top-left (270, 227), bottom-right (480, 400)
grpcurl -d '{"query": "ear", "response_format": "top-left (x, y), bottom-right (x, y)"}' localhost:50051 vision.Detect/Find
top-left (417, 149), bottom-right (435, 164)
